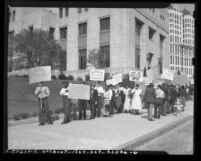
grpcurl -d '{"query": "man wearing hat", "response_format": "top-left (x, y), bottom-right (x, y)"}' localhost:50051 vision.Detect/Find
top-left (60, 81), bottom-right (71, 124)
top-left (35, 82), bottom-right (53, 126)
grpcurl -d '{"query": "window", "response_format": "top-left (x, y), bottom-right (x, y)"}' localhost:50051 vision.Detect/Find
top-left (78, 8), bottom-right (82, 13)
top-left (60, 51), bottom-right (66, 71)
top-left (100, 17), bottom-right (110, 31)
top-left (79, 22), bottom-right (87, 36)
top-left (49, 27), bottom-right (55, 38)
top-left (12, 10), bottom-right (15, 21)
top-left (135, 47), bottom-right (140, 69)
top-left (170, 55), bottom-right (172, 64)
top-left (59, 8), bottom-right (63, 18)
top-left (85, 8), bottom-right (88, 12)
top-left (60, 27), bottom-right (67, 39)
top-left (100, 45), bottom-right (110, 68)
top-left (65, 8), bottom-right (69, 17)
top-left (79, 49), bottom-right (87, 69)
top-left (149, 27), bottom-right (155, 40)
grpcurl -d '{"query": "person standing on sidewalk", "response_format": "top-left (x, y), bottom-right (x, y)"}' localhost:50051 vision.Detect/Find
top-left (179, 85), bottom-right (186, 112)
top-left (35, 82), bottom-right (53, 126)
top-left (78, 81), bottom-right (88, 120)
top-left (95, 82), bottom-right (104, 117)
top-left (144, 83), bottom-right (155, 121)
top-left (154, 85), bottom-right (165, 119)
top-left (89, 84), bottom-right (98, 119)
top-left (163, 84), bottom-right (170, 116)
top-left (60, 81), bottom-right (71, 124)
top-left (130, 84), bottom-right (143, 115)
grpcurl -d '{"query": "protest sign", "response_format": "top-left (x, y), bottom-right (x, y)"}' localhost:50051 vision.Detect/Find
top-left (68, 84), bottom-right (90, 100)
top-left (129, 71), bottom-right (143, 82)
top-left (161, 68), bottom-right (174, 81)
top-left (90, 69), bottom-right (105, 81)
top-left (28, 66), bottom-right (51, 84)
top-left (112, 73), bottom-right (122, 84)
top-left (142, 77), bottom-right (153, 85)
top-left (173, 73), bottom-right (188, 86)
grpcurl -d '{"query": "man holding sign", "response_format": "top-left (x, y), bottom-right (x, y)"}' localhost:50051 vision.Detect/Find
top-left (35, 82), bottom-right (53, 126)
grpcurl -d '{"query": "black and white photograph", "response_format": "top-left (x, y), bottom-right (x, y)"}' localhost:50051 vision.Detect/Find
top-left (6, 1), bottom-right (195, 155)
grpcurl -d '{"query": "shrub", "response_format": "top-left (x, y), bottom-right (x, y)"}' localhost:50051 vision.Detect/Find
top-left (58, 73), bottom-right (67, 80)
top-left (104, 72), bottom-right (111, 81)
top-left (51, 75), bottom-right (57, 80)
top-left (85, 74), bottom-right (90, 81)
top-left (76, 77), bottom-right (83, 81)
top-left (21, 113), bottom-right (30, 119)
top-left (21, 74), bottom-right (28, 78)
top-left (13, 114), bottom-right (21, 121)
top-left (66, 75), bottom-right (74, 80)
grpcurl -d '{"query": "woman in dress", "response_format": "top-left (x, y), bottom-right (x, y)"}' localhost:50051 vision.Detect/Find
top-left (123, 85), bottom-right (131, 113)
top-left (130, 84), bottom-right (142, 115)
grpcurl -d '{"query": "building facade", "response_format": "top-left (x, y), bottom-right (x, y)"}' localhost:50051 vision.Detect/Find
top-left (56, 8), bottom-right (169, 79)
top-left (168, 4), bottom-right (194, 79)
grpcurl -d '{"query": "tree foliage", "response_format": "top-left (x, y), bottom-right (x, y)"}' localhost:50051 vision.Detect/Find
top-left (14, 29), bottom-right (64, 68)
top-left (87, 48), bottom-right (105, 69)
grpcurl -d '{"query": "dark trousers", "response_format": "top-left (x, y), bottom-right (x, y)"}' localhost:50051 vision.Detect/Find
top-left (78, 100), bottom-right (87, 119)
top-left (163, 100), bottom-right (170, 115)
top-left (170, 100), bottom-right (175, 113)
top-left (97, 96), bottom-right (103, 117)
top-left (154, 98), bottom-right (163, 119)
top-left (38, 97), bottom-right (52, 124)
top-left (146, 102), bottom-right (154, 120)
top-left (109, 100), bottom-right (114, 115)
top-left (62, 96), bottom-right (71, 123)
top-left (90, 102), bottom-right (97, 119)
top-left (71, 102), bottom-right (77, 120)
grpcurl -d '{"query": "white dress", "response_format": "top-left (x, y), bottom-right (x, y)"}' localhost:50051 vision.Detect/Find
top-left (130, 88), bottom-right (142, 111)
top-left (123, 88), bottom-right (131, 111)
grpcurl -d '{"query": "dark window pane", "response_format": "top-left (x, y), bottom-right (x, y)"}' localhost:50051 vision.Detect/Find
top-left (60, 27), bottom-right (67, 39)
top-left (79, 22), bottom-right (87, 36)
top-left (135, 47), bottom-right (140, 69)
top-left (100, 17), bottom-right (110, 31)
top-left (78, 8), bottom-right (82, 13)
top-left (59, 8), bottom-right (63, 18)
top-left (12, 11), bottom-right (15, 21)
top-left (65, 8), bottom-right (68, 17)
top-left (100, 45), bottom-right (110, 68)
top-left (79, 49), bottom-right (87, 69)
top-left (49, 27), bottom-right (55, 38)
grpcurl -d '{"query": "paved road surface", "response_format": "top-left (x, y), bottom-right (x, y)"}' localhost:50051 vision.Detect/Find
top-left (135, 118), bottom-right (193, 155)
top-left (8, 101), bottom-right (193, 150)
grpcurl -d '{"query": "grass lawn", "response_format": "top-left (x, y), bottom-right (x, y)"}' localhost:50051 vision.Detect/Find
top-left (7, 77), bottom-right (65, 119)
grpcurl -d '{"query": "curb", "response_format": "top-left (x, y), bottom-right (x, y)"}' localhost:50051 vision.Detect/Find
top-left (112, 115), bottom-right (193, 150)
top-left (8, 114), bottom-right (62, 127)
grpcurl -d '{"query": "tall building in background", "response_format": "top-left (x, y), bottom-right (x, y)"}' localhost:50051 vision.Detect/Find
top-left (56, 8), bottom-right (169, 79)
top-left (168, 4), bottom-right (194, 80)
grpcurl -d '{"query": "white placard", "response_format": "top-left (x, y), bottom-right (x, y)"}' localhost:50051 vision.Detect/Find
top-left (142, 77), bottom-right (153, 85)
top-left (28, 66), bottom-right (51, 84)
top-left (129, 71), bottom-right (143, 82)
top-left (112, 73), bottom-right (122, 84)
top-left (68, 84), bottom-right (90, 100)
top-left (90, 69), bottom-right (105, 81)
top-left (161, 68), bottom-right (174, 81)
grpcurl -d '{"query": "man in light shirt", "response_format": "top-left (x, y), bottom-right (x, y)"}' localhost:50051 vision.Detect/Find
top-left (60, 81), bottom-right (71, 124)
top-left (95, 82), bottom-right (105, 117)
top-left (35, 82), bottom-right (53, 126)
top-left (154, 85), bottom-right (165, 119)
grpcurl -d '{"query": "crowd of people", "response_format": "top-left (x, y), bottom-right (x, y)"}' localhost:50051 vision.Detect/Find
top-left (34, 81), bottom-right (194, 126)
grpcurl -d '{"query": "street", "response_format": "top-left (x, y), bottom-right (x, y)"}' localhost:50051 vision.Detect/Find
top-left (135, 118), bottom-right (193, 154)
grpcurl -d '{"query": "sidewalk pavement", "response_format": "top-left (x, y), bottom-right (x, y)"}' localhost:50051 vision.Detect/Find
top-left (8, 101), bottom-right (194, 150)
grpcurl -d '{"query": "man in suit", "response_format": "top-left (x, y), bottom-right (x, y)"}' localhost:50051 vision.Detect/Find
top-left (144, 83), bottom-right (156, 121)
top-left (35, 82), bottom-right (53, 126)
top-left (90, 84), bottom-right (98, 119)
